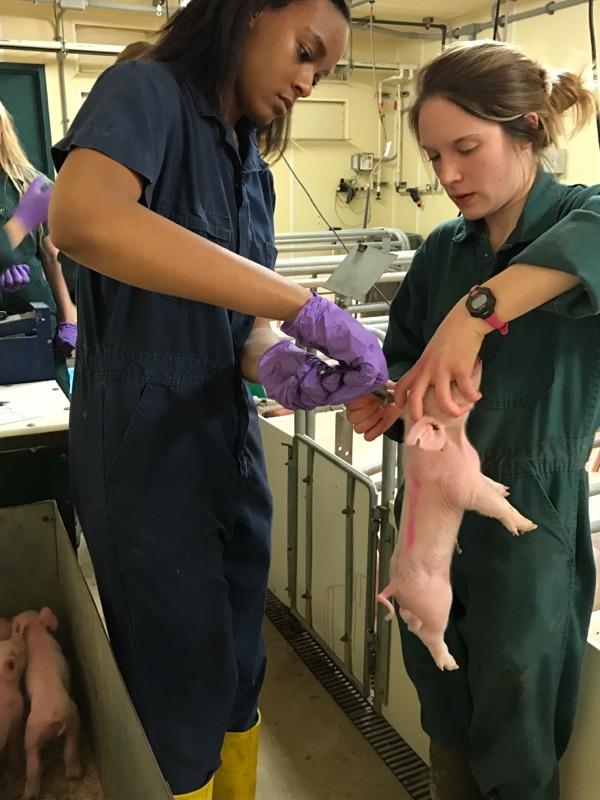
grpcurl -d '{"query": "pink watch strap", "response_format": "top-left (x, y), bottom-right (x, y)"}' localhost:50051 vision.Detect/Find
top-left (486, 312), bottom-right (509, 336)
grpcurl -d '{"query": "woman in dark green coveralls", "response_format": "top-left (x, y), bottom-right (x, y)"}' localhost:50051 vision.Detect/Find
top-left (0, 102), bottom-right (76, 395)
top-left (347, 41), bottom-right (599, 799)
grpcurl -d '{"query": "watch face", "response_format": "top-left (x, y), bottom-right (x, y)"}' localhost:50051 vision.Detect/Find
top-left (467, 286), bottom-right (494, 318)
top-left (470, 294), bottom-right (487, 311)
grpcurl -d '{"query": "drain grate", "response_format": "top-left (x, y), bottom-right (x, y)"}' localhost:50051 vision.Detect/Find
top-left (265, 591), bottom-right (431, 800)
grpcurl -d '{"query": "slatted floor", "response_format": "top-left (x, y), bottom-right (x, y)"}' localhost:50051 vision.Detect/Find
top-left (265, 591), bottom-right (430, 800)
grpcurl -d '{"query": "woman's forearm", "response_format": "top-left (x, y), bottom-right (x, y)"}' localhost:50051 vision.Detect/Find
top-left (482, 264), bottom-right (580, 322)
top-left (239, 320), bottom-right (281, 382)
top-left (40, 237), bottom-right (76, 322)
top-left (448, 263), bottom-right (582, 338)
top-left (42, 259), bottom-right (76, 322)
top-left (49, 163), bottom-right (311, 323)
top-left (3, 217), bottom-right (28, 249)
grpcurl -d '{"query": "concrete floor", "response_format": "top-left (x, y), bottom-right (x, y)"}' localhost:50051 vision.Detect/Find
top-left (78, 540), bottom-right (411, 800)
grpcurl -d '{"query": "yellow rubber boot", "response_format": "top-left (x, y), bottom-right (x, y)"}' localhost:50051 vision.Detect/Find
top-left (174, 775), bottom-right (214, 799)
top-left (212, 712), bottom-right (261, 800)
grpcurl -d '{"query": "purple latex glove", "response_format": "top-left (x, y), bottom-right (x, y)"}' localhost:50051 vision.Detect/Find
top-left (12, 176), bottom-right (52, 233)
top-left (282, 293), bottom-right (387, 374)
top-left (0, 263), bottom-right (30, 292)
top-left (279, 291), bottom-right (388, 388)
top-left (54, 322), bottom-right (77, 359)
top-left (258, 339), bottom-right (386, 410)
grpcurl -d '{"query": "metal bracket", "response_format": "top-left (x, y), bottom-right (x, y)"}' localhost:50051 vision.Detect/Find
top-left (369, 505), bottom-right (385, 533)
top-left (334, 411), bottom-right (354, 464)
top-left (324, 244), bottom-right (397, 301)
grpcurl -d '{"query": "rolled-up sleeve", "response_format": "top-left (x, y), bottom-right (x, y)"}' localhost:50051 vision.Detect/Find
top-left (511, 194), bottom-right (600, 318)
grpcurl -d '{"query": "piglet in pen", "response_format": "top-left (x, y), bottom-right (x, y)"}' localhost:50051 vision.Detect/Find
top-left (12, 607), bottom-right (81, 800)
top-left (0, 627), bottom-right (26, 762)
top-left (377, 362), bottom-right (537, 671)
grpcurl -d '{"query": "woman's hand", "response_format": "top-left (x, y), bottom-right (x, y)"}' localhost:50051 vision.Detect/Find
top-left (345, 383), bottom-right (402, 442)
top-left (395, 302), bottom-right (488, 421)
top-left (13, 176), bottom-right (52, 233)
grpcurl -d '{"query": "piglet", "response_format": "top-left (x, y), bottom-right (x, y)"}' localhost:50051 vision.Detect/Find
top-left (12, 608), bottom-right (81, 800)
top-left (0, 627), bottom-right (26, 761)
top-left (377, 364), bottom-right (536, 671)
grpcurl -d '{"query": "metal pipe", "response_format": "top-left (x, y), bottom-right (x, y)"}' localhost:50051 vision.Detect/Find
top-left (0, 38), bottom-right (122, 56)
top-left (306, 409), bottom-right (316, 440)
top-left (357, 315), bottom-right (388, 325)
top-left (365, 324), bottom-right (389, 336)
top-left (352, 24), bottom-right (439, 41)
top-left (353, 15), bottom-right (448, 48)
top-left (276, 251), bottom-right (415, 270)
top-left (277, 265), bottom-right (408, 281)
top-left (54, 6), bottom-right (71, 137)
top-left (339, 58), bottom-right (422, 72)
top-left (294, 410), bottom-right (306, 437)
top-left (369, 328), bottom-right (386, 343)
top-left (451, 0), bottom-right (590, 39)
top-left (291, 273), bottom-right (405, 290)
top-left (380, 437), bottom-right (397, 506)
top-left (354, 16), bottom-right (448, 35)
top-left (13, 0), bottom-right (160, 11)
top-left (343, 301), bottom-right (390, 314)
top-left (277, 255), bottom-right (346, 270)
top-left (276, 242), bottom-right (408, 255)
top-left (88, 0), bottom-right (156, 11)
top-left (363, 463), bottom-right (384, 477)
top-left (275, 227), bottom-right (410, 243)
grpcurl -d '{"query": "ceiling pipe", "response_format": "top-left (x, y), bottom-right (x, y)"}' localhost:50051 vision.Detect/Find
top-left (353, 15), bottom-right (448, 49)
top-left (0, 38), bottom-right (122, 56)
top-left (451, 0), bottom-right (590, 39)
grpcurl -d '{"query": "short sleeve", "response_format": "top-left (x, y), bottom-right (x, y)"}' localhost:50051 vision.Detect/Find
top-left (52, 61), bottom-right (179, 188)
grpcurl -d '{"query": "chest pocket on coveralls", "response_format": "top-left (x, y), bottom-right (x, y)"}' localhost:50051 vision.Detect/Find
top-left (421, 312), bottom-right (555, 411)
top-left (154, 203), bottom-right (233, 306)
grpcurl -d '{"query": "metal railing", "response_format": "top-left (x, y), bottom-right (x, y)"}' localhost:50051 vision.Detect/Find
top-left (284, 433), bottom-right (382, 698)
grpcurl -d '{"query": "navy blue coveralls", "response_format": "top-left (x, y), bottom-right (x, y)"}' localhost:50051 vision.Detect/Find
top-left (52, 60), bottom-right (275, 795)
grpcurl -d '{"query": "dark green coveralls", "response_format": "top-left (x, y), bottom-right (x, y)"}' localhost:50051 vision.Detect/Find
top-left (0, 173), bottom-right (69, 395)
top-left (384, 170), bottom-right (598, 799)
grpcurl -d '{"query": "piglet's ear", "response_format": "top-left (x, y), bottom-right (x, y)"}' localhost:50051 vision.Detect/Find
top-left (39, 607), bottom-right (58, 631)
top-left (405, 416), bottom-right (447, 451)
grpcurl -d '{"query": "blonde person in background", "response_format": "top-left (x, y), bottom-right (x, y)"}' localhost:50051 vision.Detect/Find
top-left (0, 102), bottom-right (76, 395)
